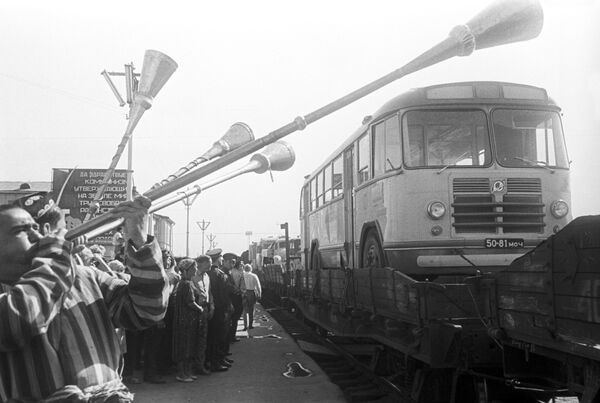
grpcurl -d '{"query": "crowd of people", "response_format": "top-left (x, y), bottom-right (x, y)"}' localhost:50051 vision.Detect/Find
top-left (0, 193), bottom-right (262, 401)
top-left (121, 247), bottom-right (262, 384)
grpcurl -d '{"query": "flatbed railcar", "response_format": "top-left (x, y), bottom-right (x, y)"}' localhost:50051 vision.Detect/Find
top-left (264, 215), bottom-right (600, 402)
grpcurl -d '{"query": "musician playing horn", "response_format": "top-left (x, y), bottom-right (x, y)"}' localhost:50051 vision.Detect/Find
top-left (0, 196), bottom-right (168, 402)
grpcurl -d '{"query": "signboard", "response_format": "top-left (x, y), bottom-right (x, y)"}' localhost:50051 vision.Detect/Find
top-left (52, 168), bottom-right (129, 245)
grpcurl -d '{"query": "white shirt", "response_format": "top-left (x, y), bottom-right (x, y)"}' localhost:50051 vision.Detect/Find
top-left (242, 271), bottom-right (261, 299)
top-left (192, 271), bottom-right (211, 304)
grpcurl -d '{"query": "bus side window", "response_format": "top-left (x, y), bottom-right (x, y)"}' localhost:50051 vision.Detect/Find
top-left (373, 116), bottom-right (401, 174)
top-left (373, 122), bottom-right (385, 176)
top-left (299, 188), bottom-right (304, 217)
top-left (310, 177), bottom-right (317, 210)
top-left (332, 156), bottom-right (343, 198)
top-left (323, 164), bottom-right (332, 203)
top-left (357, 133), bottom-right (370, 184)
top-left (317, 171), bottom-right (324, 207)
top-left (385, 116), bottom-right (401, 170)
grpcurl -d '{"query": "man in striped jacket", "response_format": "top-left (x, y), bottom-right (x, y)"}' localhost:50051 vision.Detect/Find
top-left (0, 196), bottom-right (169, 402)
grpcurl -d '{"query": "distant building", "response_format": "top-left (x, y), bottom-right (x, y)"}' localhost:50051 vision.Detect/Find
top-left (248, 235), bottom-right (302, 271)
top-left (0, 181), bottom-right (52, 205)
top-left (151, 213), bottom-right (175, 251)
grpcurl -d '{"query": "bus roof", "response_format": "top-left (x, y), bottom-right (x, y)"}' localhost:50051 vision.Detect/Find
top-left (303, 81), bottom-right (559, 182)
top-left (374, 81), bottom-right (555, 115)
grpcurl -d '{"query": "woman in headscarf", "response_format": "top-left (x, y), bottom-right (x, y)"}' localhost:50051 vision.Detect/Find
top-left (172, 258), bottom-right (205, 382)
top-left (156, 249), bottom-right (180, 374)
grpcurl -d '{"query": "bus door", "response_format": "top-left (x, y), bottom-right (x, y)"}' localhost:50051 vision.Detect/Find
top-left (343, 146), bottom-right (355, 267)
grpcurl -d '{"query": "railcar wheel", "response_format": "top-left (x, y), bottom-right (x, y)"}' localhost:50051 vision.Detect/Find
top-left (361, 229), bottom-right (385, 268)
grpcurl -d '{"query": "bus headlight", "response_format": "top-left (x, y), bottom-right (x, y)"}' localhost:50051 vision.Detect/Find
top-left (551, 200), bottom-right (569, 218)
top-left (427, 201), bottom-right (446, 220)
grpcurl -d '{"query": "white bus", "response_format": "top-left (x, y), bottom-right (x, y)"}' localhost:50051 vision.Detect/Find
top-left (299, 81), bottom-right (570, 282)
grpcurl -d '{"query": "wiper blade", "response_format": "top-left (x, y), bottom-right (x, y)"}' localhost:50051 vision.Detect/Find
top-left (437, 151), bottom-right (470, 174)
top-left (512, 157), bottom-right (554, 173)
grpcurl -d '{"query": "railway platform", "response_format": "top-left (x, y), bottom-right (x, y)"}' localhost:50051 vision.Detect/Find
top-left (127, 303), bottom-right (345, 402)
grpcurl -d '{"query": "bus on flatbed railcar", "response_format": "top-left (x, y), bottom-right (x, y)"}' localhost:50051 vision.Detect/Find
top-left (299, 81), bottom-right (571, 279)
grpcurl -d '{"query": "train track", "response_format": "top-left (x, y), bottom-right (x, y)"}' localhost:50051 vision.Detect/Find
top-left (263, 299), bottom-right (414, 403)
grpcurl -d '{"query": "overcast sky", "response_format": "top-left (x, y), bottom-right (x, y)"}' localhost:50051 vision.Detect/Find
top-left (1, 0), bottom-right (598, 257)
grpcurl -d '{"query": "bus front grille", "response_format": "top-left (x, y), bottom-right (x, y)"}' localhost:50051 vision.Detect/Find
top-left (451, 178), bottom-right (545, 234)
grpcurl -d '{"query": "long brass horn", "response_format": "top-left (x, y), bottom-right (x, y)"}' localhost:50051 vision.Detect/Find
top-left (66, 0), bottom-right (543, 241)
top-left (82, 141), bottom-right (295, 240)
top-left (83, 50), bottom-right (178, 221)
top-left (151, 141), bottom-right (295, 212)
top-left (150, 122), bottom-right (254, 190)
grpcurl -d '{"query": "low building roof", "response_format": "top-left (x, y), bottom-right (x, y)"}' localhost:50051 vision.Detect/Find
top-left (0, 181), bottom-right (52, 192)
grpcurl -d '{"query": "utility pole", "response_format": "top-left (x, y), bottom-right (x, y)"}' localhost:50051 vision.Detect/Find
top-left (96, 63), bottom-right (139, 214)
top-left (280, 222), bottom-right (291, 273)
top-left (197, 219), bottom-right (211, 254)
top-left (245, 230), bottom-right (253, 250)
top-left (181, 191), bottom-right (199, 257)
top-left (207, 233), bottom-right (217, 250)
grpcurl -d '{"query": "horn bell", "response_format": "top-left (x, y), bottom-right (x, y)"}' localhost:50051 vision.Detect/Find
top-left (220, 122), bottom-right (255, 151)
top-left (465, 0), bottom-right (543, 51)
top-left (199, 122), bottom-right (255, 161)
top-left (125, 50), bottom-right (178, 134)
top-left (250, 141), bottom-right (296, 174)
top-left (137, 50), bottom-right (178, 104)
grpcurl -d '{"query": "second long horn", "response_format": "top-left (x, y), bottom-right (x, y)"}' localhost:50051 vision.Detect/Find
top-left (150, 122), bottom-right (254, 190)
top-left (83, 141), bottom-right (295, 240)
top-left (151, 140), bottom-right (295, 212)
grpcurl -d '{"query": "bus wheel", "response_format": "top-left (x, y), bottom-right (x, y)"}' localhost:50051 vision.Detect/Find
top-left (362, 230), bottom-right (385, 268)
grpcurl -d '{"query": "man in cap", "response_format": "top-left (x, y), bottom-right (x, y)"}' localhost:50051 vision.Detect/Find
top-left (13, 193), bottom-right (65, 235)
top-left (207, 248), bottom-right (223, 269)
top-left (192, 254), bottom-right (213, 375)
top-left (205, 248), bottom-right (234, 371)
top-left (223, 253), bottom-right (246, 343)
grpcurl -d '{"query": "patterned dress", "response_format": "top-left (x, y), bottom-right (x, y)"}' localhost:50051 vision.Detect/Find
top-left (172, 279), bottom-right (201, 361)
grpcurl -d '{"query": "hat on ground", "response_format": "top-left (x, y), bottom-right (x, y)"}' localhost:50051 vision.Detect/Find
top-left (223, 252), bottom-right (238, 261)
top-left (206, 248), bottom-right (223, 259)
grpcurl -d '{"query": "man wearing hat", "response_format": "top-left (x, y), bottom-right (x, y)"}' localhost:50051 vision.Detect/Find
top-left (205, 248), bottom-right (233, 371)
top-left (224, 253), bottom-right (246, 343)
top-left (13, 192), bottom-right (65, 236)
top-left (207, 248), bottom-right (223, 269)
top-left (192, 254), bottom-right (213, 375)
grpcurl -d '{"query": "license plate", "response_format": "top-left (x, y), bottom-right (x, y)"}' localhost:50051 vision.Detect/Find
top-left (484, 238), bottom-right (524, 249)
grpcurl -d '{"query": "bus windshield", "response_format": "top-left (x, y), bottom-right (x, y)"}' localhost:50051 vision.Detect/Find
top-left (493, 109), bottom-right (568, 169)
top-left (403, 110), bottom-right (491, 168)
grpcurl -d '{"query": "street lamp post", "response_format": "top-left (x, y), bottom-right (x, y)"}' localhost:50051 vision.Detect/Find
top-left (99, 63), bottom-right (139, 206)
top-left (245, 230), bottom-right (253, 250)
top-left (197, 219), bottom-right (211, 254)
top-left (207, 233), bottom-right (217, 250)
top-left (181, 191), bottom-right (199, 257)
top-left (280, 222), bottom-right (291, 273)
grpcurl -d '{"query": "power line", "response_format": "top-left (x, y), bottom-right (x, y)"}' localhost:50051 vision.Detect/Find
top-left (0, 71), bottom-right (122, 114)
